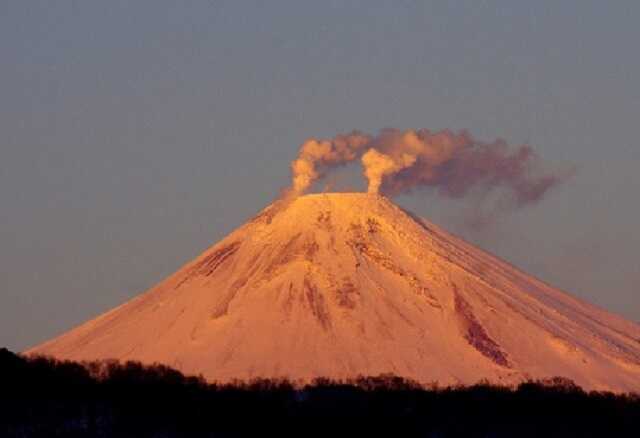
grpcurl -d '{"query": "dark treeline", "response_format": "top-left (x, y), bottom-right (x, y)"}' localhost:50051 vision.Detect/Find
top-left (1, 348), bottom-right (638, 437)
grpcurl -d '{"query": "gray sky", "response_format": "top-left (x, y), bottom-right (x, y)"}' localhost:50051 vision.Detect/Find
top-left (1, 1), bottom-right (638, 351)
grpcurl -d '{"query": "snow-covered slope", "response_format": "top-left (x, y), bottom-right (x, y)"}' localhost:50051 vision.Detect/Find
top-left (27, 193), bottom-right (640, 391)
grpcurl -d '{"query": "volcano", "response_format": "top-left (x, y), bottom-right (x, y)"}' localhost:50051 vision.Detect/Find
top-left (28, 193), bottom-right (640, 392)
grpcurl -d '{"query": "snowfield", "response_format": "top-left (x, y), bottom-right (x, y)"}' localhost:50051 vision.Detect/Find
top-left (27, 193), bottom-right (640, 392)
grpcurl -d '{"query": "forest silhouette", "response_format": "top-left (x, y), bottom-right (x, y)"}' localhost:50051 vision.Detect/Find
top-left (1, 348), bottom-right (638, 437)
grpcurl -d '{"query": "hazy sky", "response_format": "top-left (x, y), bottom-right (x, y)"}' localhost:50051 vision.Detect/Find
top-left (1, 1), bottom-right (639, 351)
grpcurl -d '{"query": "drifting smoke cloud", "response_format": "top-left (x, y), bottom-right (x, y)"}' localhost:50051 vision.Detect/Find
top-left (288, 128), bottom-right (569, 209)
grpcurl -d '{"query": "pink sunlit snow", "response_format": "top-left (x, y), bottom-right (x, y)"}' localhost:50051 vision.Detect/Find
top-left (28, 193), bottom-right (640, 392)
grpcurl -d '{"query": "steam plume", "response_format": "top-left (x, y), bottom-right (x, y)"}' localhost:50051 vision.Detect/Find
top-left (288, 128), bottom-right (568, 208)
top-left (288, 132), bottom-right (371, 196)
top-left (361, 149), bottom-right (416, 194)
